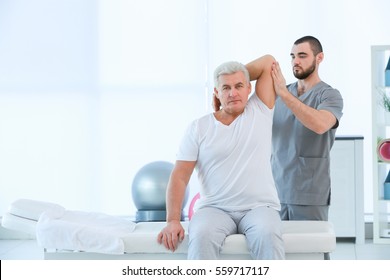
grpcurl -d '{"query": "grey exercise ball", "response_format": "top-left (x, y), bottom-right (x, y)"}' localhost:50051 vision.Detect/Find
top-left (131, 161), bottom-right (189, 221)
top-left (132, 161), bottom-right (173, 210)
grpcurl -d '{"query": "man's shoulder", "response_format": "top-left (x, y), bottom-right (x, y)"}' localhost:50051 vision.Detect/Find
top-left (197, 113), bottom-right (213, 123)
top-left (315, 81), bottom-right (339, 92)
top-left (316, 82), bottom-right (343, 101)
top-left (188, 113), bottom-right (214, 132)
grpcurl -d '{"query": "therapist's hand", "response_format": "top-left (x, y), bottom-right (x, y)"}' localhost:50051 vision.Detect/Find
top-left (157, 220), bottom-right (185, 252)
top-left (271, 61), bottom-right (289, 98)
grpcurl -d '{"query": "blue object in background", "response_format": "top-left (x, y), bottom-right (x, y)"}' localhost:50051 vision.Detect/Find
top-left (384, 170), bottom-right (390, 200)
top-left (385, 183), bottom-right (390, 200)
top-left (386, 56), bottom-right (390, 87)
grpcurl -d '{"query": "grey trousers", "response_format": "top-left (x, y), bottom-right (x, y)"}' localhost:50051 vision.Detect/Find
top-left (188, 206), bottom-right (285, 260)
top-left (280, 203), bottom-right (329, 221)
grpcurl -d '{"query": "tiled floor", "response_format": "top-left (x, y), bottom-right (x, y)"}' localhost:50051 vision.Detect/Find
top-left (1, 238), bottom-right (390, 260)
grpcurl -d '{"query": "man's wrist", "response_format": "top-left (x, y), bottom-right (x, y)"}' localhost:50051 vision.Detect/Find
top-left (167, 218), bottom-right (181, 224)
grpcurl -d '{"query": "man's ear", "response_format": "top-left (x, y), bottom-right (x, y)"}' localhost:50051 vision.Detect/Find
top-left (316, 52), bottom-right (324, 64)
top-left (214, 87), bottom-right (219, 99)
top-left (213, 88), bottom-right (221, 112)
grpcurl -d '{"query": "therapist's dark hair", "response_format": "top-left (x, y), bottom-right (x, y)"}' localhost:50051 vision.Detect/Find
top-left (294, 36), bottom-right (323, 56)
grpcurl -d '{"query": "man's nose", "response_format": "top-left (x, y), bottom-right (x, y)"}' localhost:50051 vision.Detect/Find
top-left (229, 88), bottom-right (238, 97)
top-left (292, 57), bottom-right (300, 66)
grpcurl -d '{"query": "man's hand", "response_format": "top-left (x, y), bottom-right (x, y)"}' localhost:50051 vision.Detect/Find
top-left (271, 61), bottom-right (288, 97)
top-left (157, 220), bottom-right (185, 252)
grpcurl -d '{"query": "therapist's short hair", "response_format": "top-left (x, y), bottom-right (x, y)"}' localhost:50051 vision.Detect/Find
top-left (294, 35), bottom-right (323, 56)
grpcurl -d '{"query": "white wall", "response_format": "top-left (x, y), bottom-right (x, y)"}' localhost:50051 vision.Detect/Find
top-left (1, 0), bottom-right (389, 217)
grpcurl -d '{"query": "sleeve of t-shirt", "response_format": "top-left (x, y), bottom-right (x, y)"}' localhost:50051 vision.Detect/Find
top-left (251, 93), bottom-right (274, 119)
top-left (318, 88), bottom-right (344, 122)
top-left (176, 120), bottom-right (199, 161)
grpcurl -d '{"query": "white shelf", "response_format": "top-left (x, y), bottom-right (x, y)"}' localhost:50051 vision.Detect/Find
top-left (372, 45), bottom-right (390, 244)
top-left (328, 137), bottom-right (364, 244)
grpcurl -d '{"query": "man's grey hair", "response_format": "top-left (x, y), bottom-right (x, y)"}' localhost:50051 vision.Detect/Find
top-left (214, 61), bottom-right (250, 88)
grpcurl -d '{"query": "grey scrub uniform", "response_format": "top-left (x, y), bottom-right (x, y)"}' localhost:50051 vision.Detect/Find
top-left (271, 81), bottom-right (344, 208)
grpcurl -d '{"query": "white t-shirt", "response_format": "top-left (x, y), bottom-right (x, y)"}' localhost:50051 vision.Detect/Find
top-left (177, 94), bottom-right (280, 212)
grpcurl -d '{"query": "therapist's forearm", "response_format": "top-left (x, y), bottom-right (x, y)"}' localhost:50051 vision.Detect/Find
top-left (278, 87), bottom-right (336, 134)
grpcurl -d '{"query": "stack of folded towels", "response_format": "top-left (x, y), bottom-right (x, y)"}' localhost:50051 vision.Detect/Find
top-left (5, 199), bottom-right (136, 254)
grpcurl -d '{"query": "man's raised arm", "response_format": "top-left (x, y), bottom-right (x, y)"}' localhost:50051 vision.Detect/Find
top-left (246, 55), bottom-right (276, 109)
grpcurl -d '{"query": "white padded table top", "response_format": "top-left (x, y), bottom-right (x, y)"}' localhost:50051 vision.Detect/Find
top-left (122, 221), bottom-right (336, 255)
top-left (2, 199), bottom-right (336, 257)
top-left (282, 220), bottom-right (337, 253)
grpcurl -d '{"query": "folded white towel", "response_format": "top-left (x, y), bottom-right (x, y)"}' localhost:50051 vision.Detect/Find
top-left (9, 199), bottom-right (65, 221)
top-left (36, 210), bottom-right (136, 254)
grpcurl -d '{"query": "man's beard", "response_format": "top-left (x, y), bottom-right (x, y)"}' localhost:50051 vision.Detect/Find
top-left (293, 60), bottom-right (316, 80)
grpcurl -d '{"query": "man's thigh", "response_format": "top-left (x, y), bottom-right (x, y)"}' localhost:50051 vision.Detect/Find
top-left (189, 207), bottom-right (237, 236)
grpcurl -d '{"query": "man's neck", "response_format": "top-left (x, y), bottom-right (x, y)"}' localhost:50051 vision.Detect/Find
top-left (214, 109), bottom-right (242, 126)
top-left (297, 76), bottom-right (321, 96)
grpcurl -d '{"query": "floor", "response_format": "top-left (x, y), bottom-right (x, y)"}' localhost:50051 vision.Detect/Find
top-left (1, 238), bottom-right (390, 260)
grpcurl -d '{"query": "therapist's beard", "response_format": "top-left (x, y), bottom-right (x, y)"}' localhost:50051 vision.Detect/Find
top-left (293, 61), bottom-right (316, 80)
